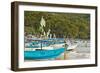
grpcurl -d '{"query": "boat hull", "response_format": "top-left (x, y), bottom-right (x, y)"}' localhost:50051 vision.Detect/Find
top-left (24, 48), bottom-right (65, 60)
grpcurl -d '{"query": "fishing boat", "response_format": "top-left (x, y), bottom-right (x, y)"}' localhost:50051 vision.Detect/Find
top-left (24, 39), bottom-right (78, 60)
top-left (24, 38), bottom-right (66, 59)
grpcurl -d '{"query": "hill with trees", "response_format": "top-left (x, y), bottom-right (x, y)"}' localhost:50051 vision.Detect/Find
top-left (24, 11), bottom-right (90, 39)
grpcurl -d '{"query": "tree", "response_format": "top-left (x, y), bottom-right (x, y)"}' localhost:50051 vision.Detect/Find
top-left (24, 11), bottom-right (90, 39)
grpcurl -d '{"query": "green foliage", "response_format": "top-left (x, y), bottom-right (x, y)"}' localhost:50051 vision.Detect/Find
top-left (24, 11), bottom-right (90, 39)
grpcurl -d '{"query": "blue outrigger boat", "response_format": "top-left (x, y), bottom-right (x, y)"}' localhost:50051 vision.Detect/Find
top-left (24, 47), bottom-right (65, 59)
top-left (24, 39), bottom-right (67, 60)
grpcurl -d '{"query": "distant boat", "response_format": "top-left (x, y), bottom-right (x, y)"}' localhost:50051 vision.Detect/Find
top-left (24, 48), bottom-right (65, 59)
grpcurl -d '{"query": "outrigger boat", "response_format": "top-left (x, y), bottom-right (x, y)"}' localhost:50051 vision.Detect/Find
top-left (24, 47), bottom-right (65, 59)
top-left (24, 39), bottom-right (78, 60)
top-left (24, 39), bottom-right (66, 60)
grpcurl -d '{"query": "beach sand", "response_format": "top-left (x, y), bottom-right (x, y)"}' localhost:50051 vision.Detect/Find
top-left (55, 45), bottom-right (90, 60)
